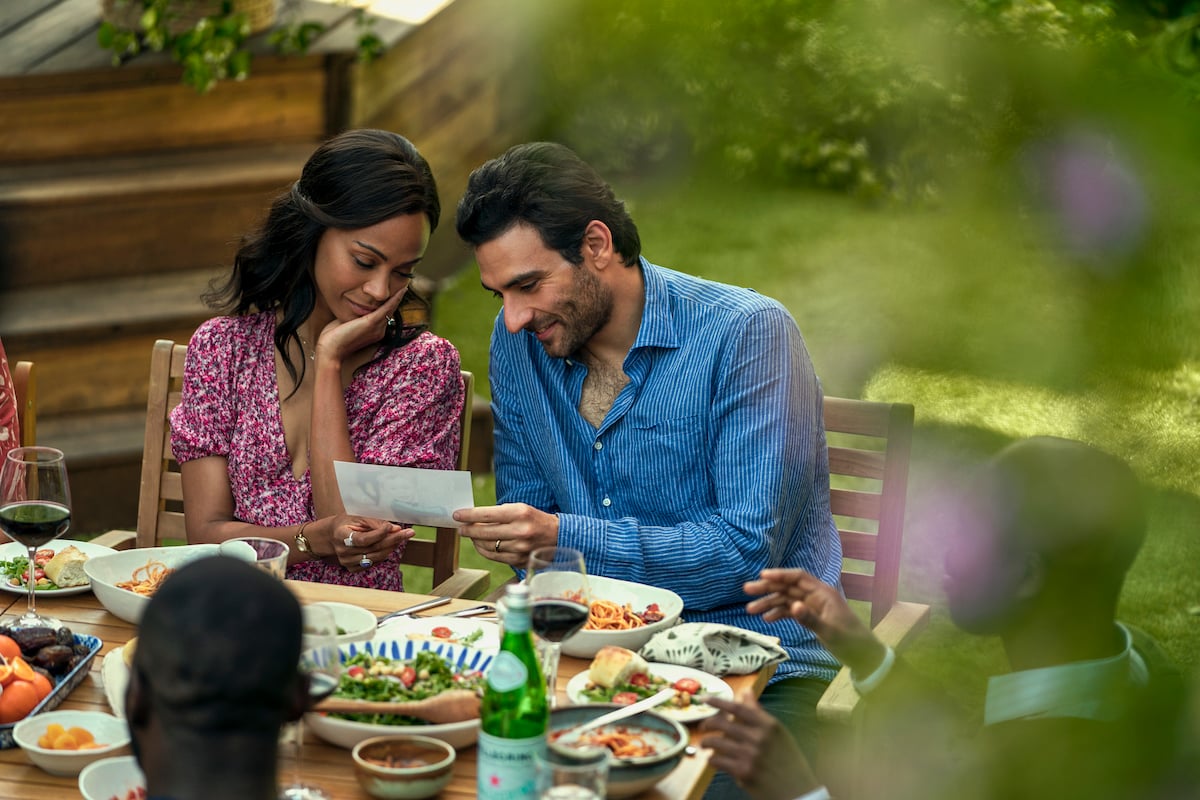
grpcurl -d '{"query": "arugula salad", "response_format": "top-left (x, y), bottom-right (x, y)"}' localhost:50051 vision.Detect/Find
top-left (1, 550), bottom-right (61, 591)
top-left (328, 649), bottom-right (485, 725)
top-left (580, 671), bottom-right (707, 712)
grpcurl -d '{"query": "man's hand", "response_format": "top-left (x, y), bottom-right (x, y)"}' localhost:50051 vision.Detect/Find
top-left (451, 503), bottom-right (560, 566)
top-left (745, 568), bottom-right (887, 677)
top-left (701, 690), bottom-right (820, 800)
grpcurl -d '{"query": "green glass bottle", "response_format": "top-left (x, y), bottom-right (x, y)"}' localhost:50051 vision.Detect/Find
top-left (478, 582), bottom-right (549, 800)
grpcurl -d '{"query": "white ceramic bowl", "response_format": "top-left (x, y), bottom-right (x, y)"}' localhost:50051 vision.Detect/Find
top-left (13, 710), bottom-right (131, 777)
top-left (83, 544), bottom-right (220, 624)
top-left (307, 601), bottom-right (377, 646)
top-left (351, 734), bottom-right (456, 799)
top-left (558, 574), bottom-right (684, 659)
top-left (306, 637), bottom-right (493, 751)
top-left (78, 755), bottom-right (145, 800)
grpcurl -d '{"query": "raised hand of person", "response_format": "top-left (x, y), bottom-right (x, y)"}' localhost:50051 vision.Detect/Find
top-left (314, 286), bottom-right (407, 365)
top-left (452, 502), bottom-right (561, 567)
top-left (745, 568), bottom-right (887, 677)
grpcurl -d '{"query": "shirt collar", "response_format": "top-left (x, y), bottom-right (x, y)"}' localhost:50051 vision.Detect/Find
top-left (629, 258), bottom-right (680, 352)
top-left (984, 623), bottom-right (1148, 725)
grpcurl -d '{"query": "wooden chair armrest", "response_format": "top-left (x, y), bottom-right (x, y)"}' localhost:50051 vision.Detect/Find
top-left (484, 574), bottom-right (517, 603)
top-left (90, 529), bottom-right (137, 551)
top-left (430, 568), bottom-right (492, 600)
top-left (817, 601), bottom-right (931, 726)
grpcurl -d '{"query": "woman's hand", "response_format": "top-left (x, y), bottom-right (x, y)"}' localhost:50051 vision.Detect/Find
top-left (322, 515), bottom-right (414, 572)
top-left (314, 287), bottom-right (407, 365)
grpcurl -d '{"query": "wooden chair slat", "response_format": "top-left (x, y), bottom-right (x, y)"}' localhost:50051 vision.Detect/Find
top-left (827, 446), bottom-right (886, 480)
top-left (840, 571), bottom-right (874, 602)
top-left (839, 530), bottom-right (877, 562)
top-left (12, 360), bottom-right (35, 447)
top-left (830, 487), bottom-right (882, 521)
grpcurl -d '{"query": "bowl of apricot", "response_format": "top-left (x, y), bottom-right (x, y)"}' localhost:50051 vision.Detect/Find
top-left (12, 709), bottom-right (130, 776)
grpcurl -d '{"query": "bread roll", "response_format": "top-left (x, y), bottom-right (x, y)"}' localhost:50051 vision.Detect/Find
top-left (588, 645), bottom-right (650, 688)
top-left (123, 637), bottom-right (138, 668)
top-left (43, 545), bottom-right (89, 588)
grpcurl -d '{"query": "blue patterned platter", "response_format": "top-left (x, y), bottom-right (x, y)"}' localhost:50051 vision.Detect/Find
top-left (306, 637), bottom-right (493, 750)
top-left (0, 633), bottom-right (103, 749)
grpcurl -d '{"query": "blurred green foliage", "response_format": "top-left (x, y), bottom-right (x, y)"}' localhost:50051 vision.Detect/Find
top-left (535, 0), bottom-right (1200, 201)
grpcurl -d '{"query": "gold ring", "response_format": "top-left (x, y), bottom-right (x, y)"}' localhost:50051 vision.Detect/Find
top-left (494, 539), bottom-right (502, 553)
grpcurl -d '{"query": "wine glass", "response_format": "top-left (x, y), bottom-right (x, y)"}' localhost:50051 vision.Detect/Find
top-left (526, 546), bottom-right (590, 708)
top-left (280, 604), bottom-right (343, 800)
top-left (0, 447), bottom-right (70, 630)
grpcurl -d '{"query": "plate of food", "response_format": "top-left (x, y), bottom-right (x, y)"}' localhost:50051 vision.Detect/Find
top-left (306, 637), bottom-right (493, 750)
top-left (0, 540), bottom-right (116, 596)
top-left (375, 614), bottom-right (500, 654)
top-left (564, 645), bottom-right (733, 723)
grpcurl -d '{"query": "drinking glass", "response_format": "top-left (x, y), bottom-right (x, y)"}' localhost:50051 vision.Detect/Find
top-left (279, 604), bottom-right (342, 800)
top-left (0, 447), bottom-right (70, 630)
top-left (526, 546), bottom-right (590, 708)
top-left (536, 746), bottom-right (609, 800)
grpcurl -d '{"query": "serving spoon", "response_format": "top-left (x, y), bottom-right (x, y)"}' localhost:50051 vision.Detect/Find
top-left (314, 689), bottom-right (481, 724)
top-left (553, 687), bottom-right (677, 747)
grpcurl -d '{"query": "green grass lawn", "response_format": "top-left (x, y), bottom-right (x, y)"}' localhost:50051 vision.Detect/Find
top-left (427, 171), bottom-right (1200, 715)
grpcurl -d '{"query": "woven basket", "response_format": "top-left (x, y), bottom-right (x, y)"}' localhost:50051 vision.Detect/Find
top-left (100, 0), bottom-right (278, 36)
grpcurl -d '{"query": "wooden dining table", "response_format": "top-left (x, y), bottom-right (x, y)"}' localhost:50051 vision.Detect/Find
top-left (0, 579), bottom-right (775, 799)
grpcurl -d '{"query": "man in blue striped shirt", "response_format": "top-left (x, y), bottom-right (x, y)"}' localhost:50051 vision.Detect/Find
top-left (452, 142), bottom-right (844, 774)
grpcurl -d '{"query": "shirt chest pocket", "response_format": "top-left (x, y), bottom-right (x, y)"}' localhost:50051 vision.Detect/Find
top-left (612, 414), bottom-right (709, 517)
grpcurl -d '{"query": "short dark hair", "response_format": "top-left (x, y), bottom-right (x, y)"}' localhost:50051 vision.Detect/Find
top-left (455, 142), bottom-right (641, 267)
top-left (133, 556), bottom-right (302, 733)
top-left (205, 128), bottom-right (440, 388)
top-left (990, 436), bottom-right (1146, 593)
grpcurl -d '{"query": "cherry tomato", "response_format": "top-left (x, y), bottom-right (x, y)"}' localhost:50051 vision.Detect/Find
top-left (672, 678), bottom-right (702, 695)
top-left (628, 672), bottom-right (651, 688)
top-left (398, 666), bottom-right (416, 688)
top-left (431, 626), bottom-right (454, 639)
top-left (612, 692), bottom-right (640, 705)
top-left (639, 603), bottom-right (664, 624)
top-left (33, 549), bottom-right (55, 566)
top-left (347, 666), bottom-right (366, 679)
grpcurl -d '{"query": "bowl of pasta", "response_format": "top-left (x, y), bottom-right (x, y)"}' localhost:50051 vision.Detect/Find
top-left (83, 544), bottom-right (221, 624)
top-left (558, 575), bottom-right (684, 659)
top-left (548, 704), bottom-right (689, 798)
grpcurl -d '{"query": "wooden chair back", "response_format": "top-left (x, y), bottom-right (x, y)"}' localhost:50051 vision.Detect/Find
top-left (824, 397), bottom-right (915, 627)
top-left (12, 361), bottom-right (35, 447)
top-left (95, 340), bottom-right (488, 597)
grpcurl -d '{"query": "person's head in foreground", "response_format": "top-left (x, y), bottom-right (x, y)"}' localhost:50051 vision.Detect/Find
top-left (125, 556), bottom-right (304, 800)
top-left (944, 435), bottom-right (1146, 645)
top-left (455, 141), bottom-right (642, 359)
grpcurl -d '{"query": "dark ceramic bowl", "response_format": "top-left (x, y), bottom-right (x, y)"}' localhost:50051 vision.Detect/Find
top-left (548, 704), bottom-right (689, 798)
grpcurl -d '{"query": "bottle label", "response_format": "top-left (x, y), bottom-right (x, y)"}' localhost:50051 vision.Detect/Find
top-left (487, 650), bottom-right (529, 692)
top-left (477, 729), bottom-right (547, 800)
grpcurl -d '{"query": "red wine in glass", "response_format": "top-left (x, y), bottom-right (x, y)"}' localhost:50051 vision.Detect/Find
top-left (530, 598), bottom-right (590, 643)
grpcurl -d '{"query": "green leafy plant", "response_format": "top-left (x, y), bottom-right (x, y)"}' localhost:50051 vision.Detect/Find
top-left (98, 0), bottom-right (385, 94)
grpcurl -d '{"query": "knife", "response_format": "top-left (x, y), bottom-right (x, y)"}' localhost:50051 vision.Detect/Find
top-left (441, 604), bottom-right (495, 618)
top-left (376, 596), bottom-right (452, 626)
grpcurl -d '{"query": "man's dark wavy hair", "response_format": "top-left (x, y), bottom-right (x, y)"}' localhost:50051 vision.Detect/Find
top-left (455, 141), bottom-right (640, 267)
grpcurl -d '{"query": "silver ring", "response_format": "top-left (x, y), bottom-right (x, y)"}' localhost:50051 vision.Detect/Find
top-left (359, 556), bottom-right (372, 568)
top-left (343, 535), bottom-right (355, 548)
top-left (494, 539), bottom-right (502, 553)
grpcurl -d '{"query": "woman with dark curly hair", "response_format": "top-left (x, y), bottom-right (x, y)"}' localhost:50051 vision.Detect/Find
top-left (170, 129), bottom-right (463, 590)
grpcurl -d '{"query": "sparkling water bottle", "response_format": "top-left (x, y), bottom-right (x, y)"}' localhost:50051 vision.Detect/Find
top-left (478, 582), bottom-right (550, 799)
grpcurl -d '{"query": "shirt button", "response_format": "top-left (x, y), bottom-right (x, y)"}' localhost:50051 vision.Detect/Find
top-left (593, 441), bottom-right (603, 451)
top-left (602, 497), bottom-right (611, 507)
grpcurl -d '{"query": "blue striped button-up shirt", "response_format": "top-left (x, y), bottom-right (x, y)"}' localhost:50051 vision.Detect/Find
top-left (489, 259), bottom-right (842, 682)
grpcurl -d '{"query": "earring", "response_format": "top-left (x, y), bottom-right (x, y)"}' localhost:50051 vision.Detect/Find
top-left (386, 315), bottom-right (397, 332)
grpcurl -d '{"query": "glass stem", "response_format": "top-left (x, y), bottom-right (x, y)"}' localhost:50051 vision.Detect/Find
top-left (545, 642), bottom-right (561, 709)
top-left (25, 544), bottom-right (36, 618)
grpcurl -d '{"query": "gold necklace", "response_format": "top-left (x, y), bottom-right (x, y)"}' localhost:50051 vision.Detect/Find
top-left (296, 330), bottom-right (316, 362)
